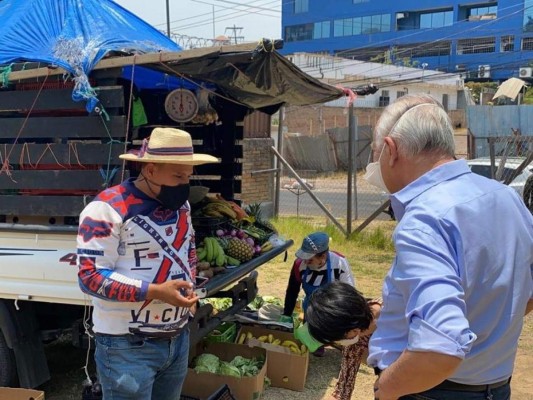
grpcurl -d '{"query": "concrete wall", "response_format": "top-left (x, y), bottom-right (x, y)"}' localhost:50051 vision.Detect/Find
top-left (284, 105), bottom-right (466, 136)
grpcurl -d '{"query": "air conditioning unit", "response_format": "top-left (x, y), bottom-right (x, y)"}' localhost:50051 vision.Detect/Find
top-left (478, 65), bottom-right (491, 78)
top-left (519, 67), bottom-right (532, 78)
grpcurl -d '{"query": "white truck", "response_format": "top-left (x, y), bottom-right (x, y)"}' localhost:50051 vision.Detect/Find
top-left (0, 64), bottom-right (293, 389)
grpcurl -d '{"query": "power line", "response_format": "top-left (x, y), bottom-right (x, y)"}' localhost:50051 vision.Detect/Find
top-left (173, 0), bottom-right (280, 31)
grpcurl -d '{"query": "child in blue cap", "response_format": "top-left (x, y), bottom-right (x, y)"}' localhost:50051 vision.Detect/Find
top-left (281, 231), bottom-right (355, 356)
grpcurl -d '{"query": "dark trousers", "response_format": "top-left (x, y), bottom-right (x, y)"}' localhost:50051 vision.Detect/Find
top-left (399, 382), bottom-right (510, 400)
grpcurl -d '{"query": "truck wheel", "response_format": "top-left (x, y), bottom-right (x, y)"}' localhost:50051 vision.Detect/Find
top-left (0, 329), bottom-right (17, 386)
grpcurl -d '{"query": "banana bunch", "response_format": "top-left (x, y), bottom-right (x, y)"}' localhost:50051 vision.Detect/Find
top-left (259, 241), bottom-right (273, 254)
top-left (197, 237), bottom-right (241, 267)
top-left (281, 340), bottom-right (308, 355)
top-left (201, 201), bottom-right (237, 219)
top-left (237, 332), bottom-right (308, 355)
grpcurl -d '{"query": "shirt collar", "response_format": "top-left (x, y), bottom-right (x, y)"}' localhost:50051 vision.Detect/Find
top-left (391, 159), bottom-right (471, 220)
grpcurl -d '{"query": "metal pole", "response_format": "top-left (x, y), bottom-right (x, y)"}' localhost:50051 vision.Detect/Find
top-left (271, 146), bottom-right (348, 236)
top-left (273, 107), bottom-right (284, 217)
top-left (347, 104), bottom-right (354, 235)
top-left (353, 114), bottom-right (359, 221)
top-left (166, 0), bottom-right (171, 37)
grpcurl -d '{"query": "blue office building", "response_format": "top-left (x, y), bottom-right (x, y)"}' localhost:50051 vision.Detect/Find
top-left (281, 0), bottom-right (533, 81)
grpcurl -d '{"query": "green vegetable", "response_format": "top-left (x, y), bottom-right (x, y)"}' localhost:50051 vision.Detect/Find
top-left (218, 361), bottom-right (242, 378)
top-left (193, 353), bottom-right (265, 378)
top-left (194, 353), bottom-right (220, 373)
top-left (201, 298), bottom-right (232, 312)
top-left (261, 295), bottom-right (283, 307)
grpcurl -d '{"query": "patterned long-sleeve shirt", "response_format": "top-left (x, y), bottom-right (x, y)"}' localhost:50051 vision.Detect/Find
top-left (333, 298), bottom-right (382, 400)
top-left (77, 178), bottom-right (196, 336)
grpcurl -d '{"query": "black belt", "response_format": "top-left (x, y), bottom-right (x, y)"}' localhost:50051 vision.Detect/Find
top-left (373, 368), bottom-right (510, 393)
top-left (433, 378), bottom-right (511, 392)
top-left (95, 331), bottom-right (181, 341)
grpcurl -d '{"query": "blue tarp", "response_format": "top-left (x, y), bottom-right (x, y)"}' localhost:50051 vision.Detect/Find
top-left (0, 0), bottom-right (180, 111)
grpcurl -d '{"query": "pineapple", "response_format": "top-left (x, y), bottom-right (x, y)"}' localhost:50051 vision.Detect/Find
top-left (226, 238), bottom-right (254, 262)
top-left (245, 203), bottom-right (277, 234)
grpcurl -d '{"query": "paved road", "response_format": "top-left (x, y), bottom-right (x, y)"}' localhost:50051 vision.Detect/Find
top-left (279, 189), bottom-right (391, 220)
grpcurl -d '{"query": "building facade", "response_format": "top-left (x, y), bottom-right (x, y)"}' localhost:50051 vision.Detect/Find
top-left (281, 0), bottom-right (533, 81)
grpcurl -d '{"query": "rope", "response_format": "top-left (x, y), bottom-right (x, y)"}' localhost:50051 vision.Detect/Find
top-left (98, 112), bottom-right (123, 188)
top-left (0, 71), bottom-right (50, 180)
top-left (157, 62), bottom-right (246, 107)
top-left (68, 142), bottom-right (85, 168)
top-left (121, 57), bottom-right (136, 182)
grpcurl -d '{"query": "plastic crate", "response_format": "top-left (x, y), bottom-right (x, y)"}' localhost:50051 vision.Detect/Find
top-left (180, 384), bottom-right (236, 400)
top-left (205, 322), bottom-right (237, 344)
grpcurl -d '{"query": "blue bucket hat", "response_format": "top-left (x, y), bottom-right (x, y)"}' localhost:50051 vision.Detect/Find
top-left (295, 232), bottom-right (330, 260)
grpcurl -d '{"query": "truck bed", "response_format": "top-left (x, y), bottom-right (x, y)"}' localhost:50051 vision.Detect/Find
top-left (0, 225), bottom-right (292, 306)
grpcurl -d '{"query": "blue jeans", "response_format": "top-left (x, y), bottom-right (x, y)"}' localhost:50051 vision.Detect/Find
top-left (400, 382), bottom-right (511, 400)
top-left (94, 330), bottom-right (190, 400)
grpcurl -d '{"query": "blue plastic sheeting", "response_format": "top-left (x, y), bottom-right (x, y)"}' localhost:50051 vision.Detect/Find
top-left (0, 0), bottom-right (180, 111)
top-left (121, 66), bottom-right (215, 92)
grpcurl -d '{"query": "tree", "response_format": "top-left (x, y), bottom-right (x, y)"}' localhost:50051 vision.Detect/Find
top-left (464, 82), bottom-right (498, 104)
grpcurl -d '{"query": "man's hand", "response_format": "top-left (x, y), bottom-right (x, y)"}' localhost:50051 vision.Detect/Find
top-left (147, 280), bottom-right (198, 307)
top-left (373, 376), bottom-right (398, 400)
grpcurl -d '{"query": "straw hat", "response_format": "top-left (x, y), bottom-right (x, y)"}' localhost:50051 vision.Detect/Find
top-left (119, 127), bottom-right (219, 165)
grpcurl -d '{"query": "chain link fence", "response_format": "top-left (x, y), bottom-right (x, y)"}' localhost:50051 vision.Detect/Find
top-left (277, 127), bottom-right (392, 225)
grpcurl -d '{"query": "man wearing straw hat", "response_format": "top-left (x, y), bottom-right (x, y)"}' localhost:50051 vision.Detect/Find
top-left (77, 128), bottom-right (218, 400)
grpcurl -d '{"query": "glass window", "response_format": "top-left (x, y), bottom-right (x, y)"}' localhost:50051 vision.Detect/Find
top-left (420, 10), bottom-right (453, 28)
top-left (501, 35), bottom-right (514, 52)
top-left (334, 19), bottom-right (344, 37)
top-left (525, 0), bottom-right (533, 31)
top-left (353, 17), bottom-right (362, 35)
top-left (362, 16), bottom-right (372, 34)
top-left (294, 0), bottom-right (309, 14)
top-left (381, 14), bottom-right (391, 32)
top-left (522, 37), bottom-right (533, 50)
top-left (344, 18), bottom-right (353, 36)
top-left (284, 23), bottom-right (313, 42)
top-left (322, 21), bottom-right (331, 38)
top-left (457, 37), bottom-right (496, 54)
top-left (420, 13), bottom-right (432, 29)
top-left (313, 21), bottom-right (330, 39)
top-left (372, 14), bottom-right (381, 33)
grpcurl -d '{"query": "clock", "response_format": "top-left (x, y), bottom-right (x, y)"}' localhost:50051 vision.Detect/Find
top-left (164, 88), bottom-right (199, 123)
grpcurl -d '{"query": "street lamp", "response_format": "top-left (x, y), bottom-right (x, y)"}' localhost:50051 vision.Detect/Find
top-left (421, 63), bottom-right (428, 81)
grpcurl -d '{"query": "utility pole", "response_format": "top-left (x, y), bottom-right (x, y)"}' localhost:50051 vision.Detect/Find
top-left (225, 25), bottom-right (244, 44)
top-left (166, 0), bottom-right (171, 37)
top-left (212, 5), bottom-right (216, 39)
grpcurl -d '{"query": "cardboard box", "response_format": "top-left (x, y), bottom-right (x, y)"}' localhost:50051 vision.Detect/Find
top-left (237, 325), bottom-right (309, 391)
top-left (182, 342), bottom-right (267, 400)
top-left (0, 387), bottom-right (45, 400)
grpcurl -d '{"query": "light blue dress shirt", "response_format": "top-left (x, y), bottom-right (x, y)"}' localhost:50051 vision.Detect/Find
top-left (368, 159), bottom-right (533, 385)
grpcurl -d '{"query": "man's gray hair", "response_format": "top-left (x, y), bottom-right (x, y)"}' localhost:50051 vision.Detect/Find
top-left (374, 94), bottom-right (455, 158)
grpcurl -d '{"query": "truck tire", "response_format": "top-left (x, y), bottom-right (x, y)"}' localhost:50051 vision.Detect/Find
top-left (0, 329), bottom-right (17, 387)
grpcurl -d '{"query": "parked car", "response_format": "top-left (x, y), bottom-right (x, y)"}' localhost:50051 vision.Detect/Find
top-left (466, 157), bottom-right (533, 196)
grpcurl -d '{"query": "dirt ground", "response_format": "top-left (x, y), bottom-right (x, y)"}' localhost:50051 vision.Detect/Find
top-left (40, 302), bottom-right (533, 400)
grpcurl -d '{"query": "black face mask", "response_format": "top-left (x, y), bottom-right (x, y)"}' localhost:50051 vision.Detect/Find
top-left (156, 183), bottom-right (190, 211)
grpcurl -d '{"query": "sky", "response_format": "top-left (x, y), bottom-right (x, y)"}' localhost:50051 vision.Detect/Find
top-left (114, 0), bottom-right (282, 43)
